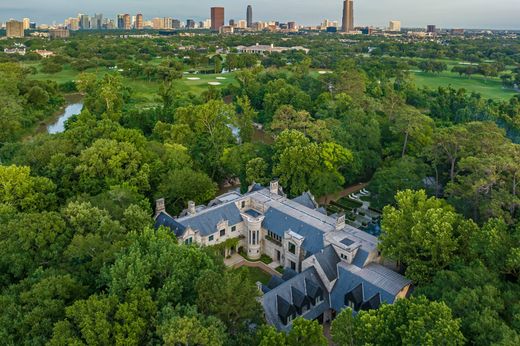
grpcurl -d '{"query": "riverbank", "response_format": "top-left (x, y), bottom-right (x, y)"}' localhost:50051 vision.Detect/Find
top-left (35, 93), bottom-right (83, 135)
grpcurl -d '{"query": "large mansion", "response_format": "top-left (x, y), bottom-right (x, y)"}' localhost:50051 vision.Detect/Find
top-left (154, 181), bottom-right (412, 331)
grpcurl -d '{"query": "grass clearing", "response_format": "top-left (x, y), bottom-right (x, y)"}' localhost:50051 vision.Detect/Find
top-left (412, 70), bottom-right (518, 100)
top-left (239, 266), bottom-right (272, 285)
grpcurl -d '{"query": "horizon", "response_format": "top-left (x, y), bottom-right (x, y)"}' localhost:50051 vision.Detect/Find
top-left (1, 0), bottom-right (519, 30)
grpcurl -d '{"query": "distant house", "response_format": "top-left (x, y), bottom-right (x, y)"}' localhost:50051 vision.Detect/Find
top-left (154, 181), bottom-right (411, 331)
top-left (236, 43), bottom-right (309, 55)
top-left (3, 47), bottom-right (26, 55)
top-left (34, 50), bottom-right (55, 58)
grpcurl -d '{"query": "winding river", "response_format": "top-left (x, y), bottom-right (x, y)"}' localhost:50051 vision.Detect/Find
top-left (47, 102), bottom-right (83, 134)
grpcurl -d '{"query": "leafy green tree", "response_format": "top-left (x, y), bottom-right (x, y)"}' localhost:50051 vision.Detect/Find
top-left (75, 139), bottom-right (151, 195)
top-left (108, 227), bottom-right (217, 306)
top-left (257, 326), bottom-right (287, 346)
top-left (158, 306), bottom-right (227, 346)
top-left (196, 268), bottom-right (263, 335)
top-left (368, 157), bottom-right (428, 210)
top-left (331, 296), bottom-right (465, 346)
top-left (0, 165), bottom-right (57, 212)
top-left (417, 264), bottom-right (520, 345)
top-left (0, 273), bottom-right (86, 345)
top-left (380, 190), bottom-right (477, 283)
top-left (62, 201), bottom-right (128, 287)
top-left (287, 318), bottom-right (327, 346)
top-left (236, 96), bottom-right (256, 143)
top-left (156, 168), bottom-right (217, 215)
top-left (246, 157), bottom-right (271, 186)
top-left (0, 212), bottom-right (69, 286)
top-left (48, 290), bottom-right (156, 346)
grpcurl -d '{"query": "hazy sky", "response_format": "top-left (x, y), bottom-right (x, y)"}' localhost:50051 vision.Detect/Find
top-left (1, 0), bottom-right (519, 29)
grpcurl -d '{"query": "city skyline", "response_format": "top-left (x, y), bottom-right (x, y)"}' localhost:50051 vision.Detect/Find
top-left (1, 0), bottom-right (519, 30)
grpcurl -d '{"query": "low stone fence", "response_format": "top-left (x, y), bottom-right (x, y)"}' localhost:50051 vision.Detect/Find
top-left (232, 258), bottom-right (282, 277)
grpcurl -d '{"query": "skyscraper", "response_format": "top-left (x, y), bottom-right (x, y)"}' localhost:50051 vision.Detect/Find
top-left (92, 14), bottom-right (103, 30)
top-left (123, 14), bottom-right (131, 30)
top-left (117, 14), bottom-right (125, 29)
top-left (389, 20), bottom-right (401, 32)
top-left (22, 18), bottom-right (30, 30)
top-left (211, 7), bottom-right (225, 31)
top-left (247, 5), bottom-right (253, 28)
top-left (6, 20), bottom-right (24, 38)
top-left (341, 0), bottom-right (354, 32)
top-left (135, 14), bottom-right (144, 29)
top-left (79, 14), bottom-right (90, 30)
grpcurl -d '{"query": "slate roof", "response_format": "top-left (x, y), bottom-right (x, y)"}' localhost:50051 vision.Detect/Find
top-left (292, 192), bottom-right (318, 210)
top-left (352, 248), bottom-right (370, 268)
top-left (175, 202), bottom-right (243, 237)
top-left (262, 207), bottom-right (325, 255)
top-left (267, 275), bottom-right (285, 289)
top-left (154, 212), bottom-right (186, 237)
top-left (262, 267), bottom-right (329, 332)
top-left (314, 245), bottom-right (341, 281)
top-left (245, 209), bottom-right (262, 218)
top-left (330, 262), bottom-right (412, 312)
top-left (282, 268), bottom-right (298, 281)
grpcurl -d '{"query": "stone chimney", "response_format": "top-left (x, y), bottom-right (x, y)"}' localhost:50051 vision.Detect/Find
top-left (188, 201), bottom-right (196, 215)
top-left (336, 213), bottom-right (346, 231)
top-left (270, 180), bottom-right (279, 195)
top-left (155, 198), bottom-right (165, 215)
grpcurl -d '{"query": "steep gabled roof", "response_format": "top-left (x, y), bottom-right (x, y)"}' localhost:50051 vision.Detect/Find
top-left (330, 263), bottom-right (412, 312)
top-left (291, 286), bottom-right (310, 309)
top-left (154, 212), bottom-right (186, 237)
top-left (361, 292), bottom-right (381, 311)
top-left (176, 202), bottom-right (243, 237)
top-left (277, 295), bottom-right (295, 318)
top-left (314, 245), bottom-right (341, 281)
top-left (292, 192), bottom-right (318, 210)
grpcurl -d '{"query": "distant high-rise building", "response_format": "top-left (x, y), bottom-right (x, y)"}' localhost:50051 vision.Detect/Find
top-left (123, 14), bottom-right (131, 30)
top-left (389, 20), bottom-right (401, 32)
top-left (6, 20), bottom-right (24, 38)
top-left (238, 20), bottom-right (247, 29)
top-left (163, 17), bottom-right (173, 29)
top-left (49, 28), bottom-right (70, 39)
top-left (67, 18), bottom-right (79, 31)
top-left (341, 0), bottom-right (354, 32)
top-left (229, 19), bottom-right (235, 27)
top-left (247, 5), bottom-right (253, 28)
top-left (117, 14), bottom-right (125, 29)
top-left (186, 19), bottom-right (195, 29)
top-left (135, 14), bottom-right (144, 29)
top-left (172, 19), bottom-right (181, 29)
top-left (288, 22), bottom-right (297, 31)
top-left (92, 14), bottom-right (103, 30)
top-left (79, 14), bottom-right (90, 30)
top-left (427, 25), bottom-right (437, 33)
top-left (211, 7), bottom-right (225, 31)
top-left (22, 18), bottom-right (30, 30)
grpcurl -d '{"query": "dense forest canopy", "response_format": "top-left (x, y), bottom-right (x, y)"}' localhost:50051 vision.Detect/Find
top-left (0, 31), bottom-right (519, 345)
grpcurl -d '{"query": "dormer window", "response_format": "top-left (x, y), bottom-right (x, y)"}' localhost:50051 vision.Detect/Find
top-left (288, 242), bottom-right (296, 254)
top-left (315, 294), bottom-right (323, 304)
top-left (220, 229), bottom-right (226, 237)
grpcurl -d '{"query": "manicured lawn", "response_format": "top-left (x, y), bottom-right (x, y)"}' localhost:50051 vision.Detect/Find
top-left (239, 266), bottom-right (272, 285)
top-left (24, 62), bottom-right (238, 98)
top-left (412, 70), bottom-right (518, 100)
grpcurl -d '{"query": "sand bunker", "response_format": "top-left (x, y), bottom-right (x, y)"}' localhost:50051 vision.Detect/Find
top-left (216, 77), bottom-right (227, 80)
top-left (187, 77), bottom-right (201, 80)
top-left (208, 82), bottom-right (222, 86)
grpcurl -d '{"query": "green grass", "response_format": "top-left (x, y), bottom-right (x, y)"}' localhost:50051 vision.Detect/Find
top-left (412, 70), bottom-right (518, 100)
top-left (239, 266), bottom-right (272, 285)
top-left (23, 62), bottom-right (238, 100)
